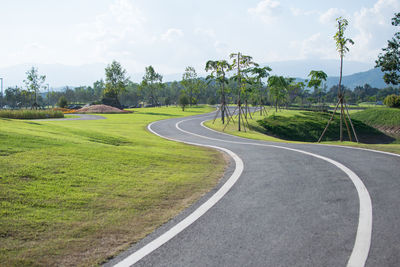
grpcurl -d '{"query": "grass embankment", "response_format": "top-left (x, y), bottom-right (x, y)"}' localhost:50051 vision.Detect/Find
top-left (0, 109), bottom-right (64, 119)
top-left (351, 108), bottom-right (400, 127)
top-left (0, 106), bottom-right (225, 266)
top-left (205, 108), bottom-right (400, 155)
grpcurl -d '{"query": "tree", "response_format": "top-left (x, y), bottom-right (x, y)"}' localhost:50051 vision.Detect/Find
top-left (229, 52), bottom-right (258, 131)
top-left (205, 60), bottom-right (230, 123)
top-left (102, 60), bottom-right (129, 108)
top-left (249, 66), bottom-right (272, 115)
top-left (384, 94), bottom-right (400, 108)
top-left (307, 70), bottom-right (328, 104)
top-left (376, 13), bottom-right (400, 85)
top-left (140, 66), bottom-right (163, 106)
top-left (267, 75), bottom-right (289, 112)
top-left (57, 96), bottom-right (68, 108)
top-left (178, 92), bottom-right (189, 111)
top-left (23, 66), bottom-right (46, 109)
top-left (181, 66), bottom-right (199, 106)
top-left (319, 17), bottom-right (358, 143)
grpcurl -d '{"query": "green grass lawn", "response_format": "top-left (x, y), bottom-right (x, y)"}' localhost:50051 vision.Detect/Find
top-left (351, 107), bottom-right (400, 127)
top-left (205, 107), bottom-right (400, 155)
top-left (0, 105), bottom-right (225, 266)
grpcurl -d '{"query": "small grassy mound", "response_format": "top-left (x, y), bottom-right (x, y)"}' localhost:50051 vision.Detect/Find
top-left (351, 108), bottom-right (400, 127)
top-left (0, 109), bottom-right (64, 119)
top-left (256, 111), bottom-right (392, 143)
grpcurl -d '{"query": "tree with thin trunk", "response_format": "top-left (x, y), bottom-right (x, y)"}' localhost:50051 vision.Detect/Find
top-left (205, 59), bottom-right (231, 123)
top-left (267, 75), bottom-right (289, 112)
top-left (181, 66), bottom-right (199, 106)
top-left (140, 66), bottom-right (163, 106)
top-left (103, 60), bottom-right (129, 108)
top-left (318, 17), bottom-right (358, 143)
top-left (307, 70), bottom-right (327, 105)
top-left (229, 52), bottom-right (258, 131)
top-left (24, 67), bottom-right (46, 109)
top-left (249, 66), bottom-right (272, 115)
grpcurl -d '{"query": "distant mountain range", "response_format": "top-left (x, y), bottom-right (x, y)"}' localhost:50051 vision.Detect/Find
top-left (294, 68), bottom-right (387, 90)
top-left (0, 60), bottom-right (388, 90)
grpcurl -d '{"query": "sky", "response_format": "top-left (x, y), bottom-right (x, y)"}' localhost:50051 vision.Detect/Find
top-left (0, 0), bottom-right (399, 83)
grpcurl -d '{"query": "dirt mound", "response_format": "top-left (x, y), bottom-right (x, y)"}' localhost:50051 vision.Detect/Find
top-left (76, 105), bottom-right (132, 114)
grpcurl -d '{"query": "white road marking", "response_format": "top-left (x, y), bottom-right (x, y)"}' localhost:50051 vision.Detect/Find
top-left (177, 118), bottom-right (372, 267)
top-left (114, 113), bottom-right (373, 267)
top-left (201, 118), bottom-right (400, 159)
top-left (113, 121), bottom-right (244, 267)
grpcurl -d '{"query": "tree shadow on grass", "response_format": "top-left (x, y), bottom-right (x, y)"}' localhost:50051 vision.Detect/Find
top-left (256, 111), bottom-right (396, 144)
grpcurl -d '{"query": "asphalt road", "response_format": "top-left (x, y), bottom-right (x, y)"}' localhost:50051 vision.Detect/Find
top-left (107, 111), bottom-right (400, 267)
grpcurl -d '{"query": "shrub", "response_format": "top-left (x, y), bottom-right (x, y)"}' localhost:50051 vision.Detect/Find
top-left (57, 96), bottom-right (68, 108)
top-left (0, 110), bottom-right (64, 119)
top-left (383, 94), bottom-right (400, 108)
top-left (178, 93), bottom-right (189, 111)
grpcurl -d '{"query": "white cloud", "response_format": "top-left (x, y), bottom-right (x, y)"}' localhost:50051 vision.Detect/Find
top-left (161, 28), bottom-right (184, 42)
top-left (350, 0), bottom-right (400, 62)
top-left (290, 7), bottom-right (318, 17)
top-left (248, 0), bottom-right (281, 23)
top-left (291, 33), bottom-right (336, 60)
top-left (194, 27), bottom-right (216, 39)
top-left (319, 8), bottom-right (347, 24)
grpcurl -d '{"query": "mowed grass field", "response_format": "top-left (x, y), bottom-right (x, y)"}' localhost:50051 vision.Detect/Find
top-left (205, 107), bottom-right (400, 155)
top-left (0, 106), bottom-right (226, 266)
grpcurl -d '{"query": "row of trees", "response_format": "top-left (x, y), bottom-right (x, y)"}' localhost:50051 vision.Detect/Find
top-left (2, 69), bottom-right (398, 110)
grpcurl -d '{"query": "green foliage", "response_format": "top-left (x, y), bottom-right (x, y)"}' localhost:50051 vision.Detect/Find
top-left (102, 60), bottom-right (129, 108)
top-left (23, 66), bottom-right (46, 108)
top-left (178, 92), bottom-right (189, 111)
top-left (267, 75), bottom-right (290, 111)
top-left (181, 66), bottom-right (201, 106)
top-left (383, 94), bottom-right (400, 108)
top-left (334, 17), bottom-right (354, 56)
top-left (140, 65), bottom-right (163, 106)
top-left (0, 109), bottom-right (64, 119)
top-left (257, 111), bottom-right (385, 142)
top-left (57, 96), bottom-right (68, 108)
top-left (375, 13), bottom-right (400, 85)
top-left (352, 108), bottom-right (400, 126)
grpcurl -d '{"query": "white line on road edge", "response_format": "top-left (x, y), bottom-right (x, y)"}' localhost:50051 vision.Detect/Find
top-left (176, 118), bottom-right (372, 267)
top-left (201, 118), bottom-right (400, 159)
top-left (113, 121), bottom-right (244, 267)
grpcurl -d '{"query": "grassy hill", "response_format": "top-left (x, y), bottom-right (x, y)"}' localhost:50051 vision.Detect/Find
top-left (351, 108), bottom-right (400, 127)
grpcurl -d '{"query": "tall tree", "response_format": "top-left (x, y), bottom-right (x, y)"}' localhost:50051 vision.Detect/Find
top-left (267, 75), bottom-right (289, 112)
top-left (23, 67), bottom-right (46, 109)
top-left (205, 60), bottom-right (230, 123)
top-left (229, 52), bottom-right (258, 131)
top-left (249, 66), bottom-right (272, 115)
top-left (376, 12), bottom-right (400, 85)
top-left (140, 65), bottom-right (163, 106)
top-left (181, 66), bottom-right (199, 106)
top-left (103, 60), bottom-right (129, 108)
top-left (307, 70), bottom-right (327, 104)
top-left (319, 17), bottom-right (358, 143)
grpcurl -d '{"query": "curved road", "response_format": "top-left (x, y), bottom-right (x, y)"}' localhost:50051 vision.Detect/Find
top-left (107, 111), bottom-right (400, 267)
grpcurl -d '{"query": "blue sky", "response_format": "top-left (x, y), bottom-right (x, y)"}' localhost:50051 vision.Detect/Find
top-left (0, 0), bottom-right (398, 80)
